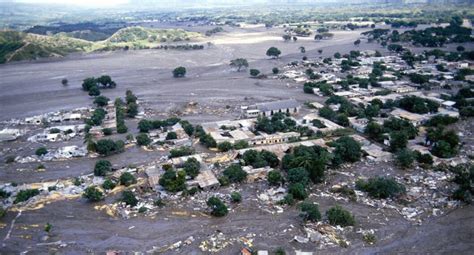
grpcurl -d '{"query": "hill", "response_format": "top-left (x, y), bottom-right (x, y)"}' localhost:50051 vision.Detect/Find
top-left (0, 27), bottom-right (203, 63)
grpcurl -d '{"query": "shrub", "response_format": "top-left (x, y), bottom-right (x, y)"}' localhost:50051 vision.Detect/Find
top-left (272, 67), bottom-right (279, 74)
top-left (49, 128), bottom-right (61, 134)
top-left (136, 133), bottom-right (151, 146)
top-left (95, 139), bottom-right (125, 156)
top-left (356, 177), bottom-right (406, 199)
top-left (121, 190), bottom-right (138, 207)
top-left (102, 179), bottom-right (116, 190)
top-left (94, 160), bottom-right (112, 176)
top-left (35, 147), bottom-right (48, 157)
top-left (326, 205), bottom-right (355, 227)
top-left (231, 192), bottom-right (242, 203)
top-left (287, 168), bottom-right (309, 186)
top-left (5, 156), bottom-right (15, 164)
top-left (82, 186), bottom-right (104, 202)
top-left (267, 170), bottom-right (283, 186)
top-left (119, 172), bottom-right (137, 186)
top-left (14, 189), bottom-right (40, 204)
top-left (223, 164), bottom-right (247, 183)
top-left (218, 176), bottom-right (230, 186)
top-left (207, 196), bottom-right (228, 217)
top-left (172, 66), bottom-right (187, 78)
top-left (300, 202), bottom-right (321, 222)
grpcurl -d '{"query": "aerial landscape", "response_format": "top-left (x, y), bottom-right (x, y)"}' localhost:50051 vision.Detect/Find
top-left (0, 0), bottom-right (473, 254)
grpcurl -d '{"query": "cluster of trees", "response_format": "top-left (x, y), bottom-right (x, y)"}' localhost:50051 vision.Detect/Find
top-left (124, 90), bottom-right (138, 118)
top-left (94, 160), bottom-right (112, 176)
top-left (241, 149), bottom-right (279, 168)
top-left (217, 140), bottom-right (249, 152)
top-left (450, 164), bottom-right (473, 203)
top-left (328, 136), bottom-right (362, 167)
top-left (159, 168), bottom-right (186, 192)
top-left (222, 164), bottom-right (248, 183)
top-left (205, 26), bottom-right (224, 36)
top-left (303, 81), bottom-right (332, 95)
top-left (89, 139), bottom-right (125, 156)
top-left (86, 108), bottom-right (107, 126)
top-left (452, 87), bottom-right (474, 118)
top-left (82, 75), bottom-right (117, 96)
top-left (395, 96), bottom-right (439, 114)
top-left (255, 113), bottom-right (297, 134)
top-left (195, 125), bottom-right (217, 148)
top-left (114, 98), bottom-right (128, 134)
top-left (365, 117), bottom-right (418, 147)
top-left (169, 146), bottom-right (195, 158)
top-left (299, 202), bottom-right (355, 227)
top-left (426, 127), bottom-right (460, 158)
top-left (83, 186), bottom-right (104, 202)
top-left (137, 117), bottom-right (181, 133)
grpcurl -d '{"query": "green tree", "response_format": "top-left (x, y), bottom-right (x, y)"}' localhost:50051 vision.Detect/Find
top-left (102, 179), bottom-right (116, 190)
top-left (93, 96), bottom-right (110, 107)
top-left (207, 196), bottom-right (228, 217)
top-left (217, 141), bottom-right (232, 152)
top-left (159, 169), bottom-right (186, 192)
top-left (332, 136), bottom-right (361, 166)
top-left (183, 157), bottom-right (200, 178)
top-left (35, 147), bottom-right (48, 156)
top-left (121, 190), bottom-right (138, 207)
top-left (396, 149), bottom-right (415, 169)
top-left (272, 67), bottom-right (280, 74)
top-left (365, 121), bottom-right (385, 143)
top-left (250, 69), bottom-right (260, 77)
top-left (266, 47), bottom-right (281, 58)
top-left (120, 172), bottom-right (137, 187)
top-left (356, 177), bottom-right (406, 199)
top-left (390, 131), bottom-right (408, 152)
top-left (172, 66), bottom-right (187, 78)
top-left (94, 160), bottom-right (112, 176)
top-left (223, 164), bottom-right (247, 183)
top-left (267, 170), bottom-right (283, 186)
top-left (82, 186), bottom-right (104, 202)
top-left (300, 202), bottom-right (321, 222)
top-left (230, 58), bottom-right (249, 71)
top-left (166, 131), bottom-right (177, 140)
top-left (136, 133), bottom-right (151, 146)
top-left (230, 192), bottom-right (242, 203)
top-left (288, 183), bottom-right (307, 200)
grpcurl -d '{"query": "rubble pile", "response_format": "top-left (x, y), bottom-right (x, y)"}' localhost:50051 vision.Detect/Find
top-left (301, 222), bottom-right (351, 248)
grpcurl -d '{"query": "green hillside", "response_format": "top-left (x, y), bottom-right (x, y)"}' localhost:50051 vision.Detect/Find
top-left (0, 27), bottom-right (203, 63)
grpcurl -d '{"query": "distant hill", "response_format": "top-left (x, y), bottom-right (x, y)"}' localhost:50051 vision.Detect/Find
top-left (0, 27), bottom-right (202, 63)
top-left (0, 31), bottom-right (93, 63)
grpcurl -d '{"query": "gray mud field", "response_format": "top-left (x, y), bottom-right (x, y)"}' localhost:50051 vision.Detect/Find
top-left (0, 26), bottom-right (473, 254)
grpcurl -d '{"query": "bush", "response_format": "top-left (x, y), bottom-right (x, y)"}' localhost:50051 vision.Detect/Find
top-left (416, 152), bottom-right (434, 165)
top-left (35, 147), bottom-right (48, 157)
top-left (223, 164), bottom-right (247, 183)
top-left (272, 67), bottom-right (279, 74)
top-left (49, 128), bottom-right (61, 134)
top-left (230, 192), bottom-right (242, 203)
top-left (119, 172), bottom-right (137, 186)
top-left (288, 183), bottom-right (307, 200)
top-left (199, 133), bottom-right (217, 148)
top-left (217, 141), bottom-right (233, 152)
top-left (300, 202), bottom-right (321, 222)
top-left (94, 96), bottom-right (109, 107)
top-left (136, 133), bottom-right (151, 146)
top-left (5, 156), bottom-right (15, 164)
top-left (82, 186), bottom-right (104, 202)
top-left (207, 196), bottom-right (228, 217)
top-left (356, 177), bottom-right (406, 199)
top-left (102, 179), bottom-right (116, 190)
top-left (326, 205), bottom-right (355, 227)
top-left (121, 190), bottom-right (138, 207)
top-left (14, 189), bottom-right (40, 204)
top-left (267, 170), bottom-right (283, 186)
top-left (94, 160), bottom-right (112, 176)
